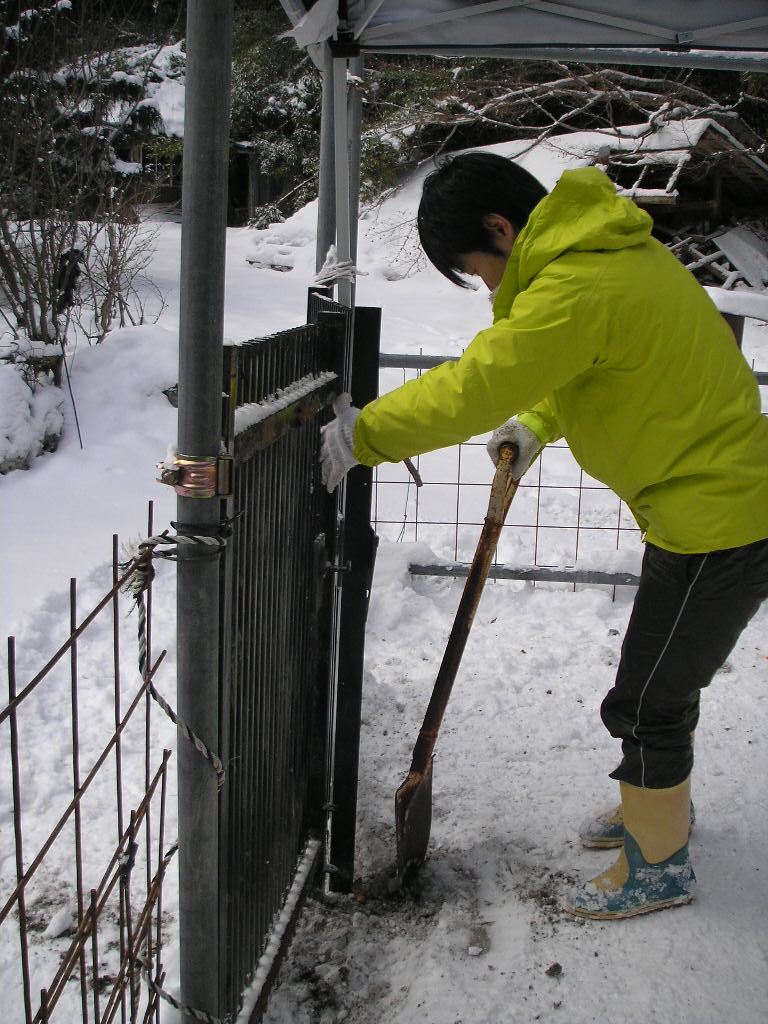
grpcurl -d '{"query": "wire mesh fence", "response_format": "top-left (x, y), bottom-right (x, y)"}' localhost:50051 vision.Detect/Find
top-left (372, 359), bottom-right (768, 579)
top-left (372, 363), bottom-right (644, 574)
top-left (373, 437), bottom-right (644, 569)
top-left (1, 513), bottom-right (176, 1024)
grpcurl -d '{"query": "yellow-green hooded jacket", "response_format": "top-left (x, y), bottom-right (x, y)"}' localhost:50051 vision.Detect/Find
top-left (353, 166), bottom-right (768, 554)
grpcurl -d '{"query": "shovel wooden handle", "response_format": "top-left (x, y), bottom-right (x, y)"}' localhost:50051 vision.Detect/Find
top-left (408, 444), bottom-right (519, 775)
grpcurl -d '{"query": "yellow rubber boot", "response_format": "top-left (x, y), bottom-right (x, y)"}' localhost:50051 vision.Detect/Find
top-left (578, 793), bottom-right (696, 849)
top-left (578, 735), bottom-right (696, 849)
top-left (567, 777), bottom-right (695, 920)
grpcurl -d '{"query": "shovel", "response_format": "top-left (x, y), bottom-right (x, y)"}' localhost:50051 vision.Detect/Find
top-left (395, 444), bottom-right (520, 885)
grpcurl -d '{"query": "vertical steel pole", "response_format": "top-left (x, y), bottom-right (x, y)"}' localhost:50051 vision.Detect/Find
top-left (316, 44), bottom-right (336, 274)
top-left (176, 1), bottom-right (233, 1020)
top-left (347, 55), bottom-right (363, 309)
top-left (332, 55), bottom-right (352, 307)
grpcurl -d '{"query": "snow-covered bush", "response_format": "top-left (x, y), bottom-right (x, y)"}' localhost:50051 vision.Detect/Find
top-left (0, 363), bottom-right (64, 473)
top-left (0, 2), bottom-right (177, 471)
top-left (0, 2), bottom-right (178, 348)
top-left (230, 4), bottom-right (322, 218)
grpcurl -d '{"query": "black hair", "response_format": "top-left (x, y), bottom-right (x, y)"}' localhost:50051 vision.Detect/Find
top-left (417, 152), bottom-right (548, 287)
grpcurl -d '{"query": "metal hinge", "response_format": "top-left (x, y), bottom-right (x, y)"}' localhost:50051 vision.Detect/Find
top-left (157, 453), bottom-right (234, 499)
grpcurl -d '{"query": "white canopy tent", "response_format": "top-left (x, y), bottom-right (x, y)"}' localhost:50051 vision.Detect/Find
top-left (289, 1), bottom-right (768, 67)
top-left (278, 0), bottom-right (768, 303)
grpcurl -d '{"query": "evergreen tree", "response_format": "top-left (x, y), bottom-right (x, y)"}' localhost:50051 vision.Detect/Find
top-left (229, 0), bottom-right (322, 221)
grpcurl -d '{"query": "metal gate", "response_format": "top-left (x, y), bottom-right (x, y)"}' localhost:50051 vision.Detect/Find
top-left (216, 294), bottom-right (380, 1019)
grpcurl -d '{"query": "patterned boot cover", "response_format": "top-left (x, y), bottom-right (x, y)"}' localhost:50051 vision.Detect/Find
top-left (566, 830), bottom-right (696, 920)
top-left (578, 804), bottom-right (625, 849)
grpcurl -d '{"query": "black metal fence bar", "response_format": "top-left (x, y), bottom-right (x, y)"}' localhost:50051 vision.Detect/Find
top-left (325, 306), bottom-right (381, 893)
top-left (306, 293), bottom-right (386, 894)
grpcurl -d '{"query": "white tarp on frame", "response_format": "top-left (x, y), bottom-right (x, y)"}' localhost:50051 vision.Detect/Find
top-left (283, 0), bottom-right (768, 71)
top-left (277, 0), bottom-right (768, 298)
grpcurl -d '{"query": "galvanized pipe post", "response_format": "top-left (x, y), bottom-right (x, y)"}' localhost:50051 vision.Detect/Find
top-left (316, 44), bottom-right (336, 274)
top-left (332, 55), bottom-right (352, 307)
top-left (176, 1), bottom-right (233, 1020)
top-left (347, 54), bottom-right (363, 309)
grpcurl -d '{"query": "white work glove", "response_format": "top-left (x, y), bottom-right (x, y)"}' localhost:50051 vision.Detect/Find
top-left (486, 418), bottom-right (542, 479)
top-left (320, 392), bottom-right (361, 492)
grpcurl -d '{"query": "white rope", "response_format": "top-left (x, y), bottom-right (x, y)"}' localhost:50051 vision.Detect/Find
top-left (120, 533), bottom-right (227, 790)
top-left (314, 244), bottom-right (368, 287)
top-left (314, 258), bottom-right (365, 286)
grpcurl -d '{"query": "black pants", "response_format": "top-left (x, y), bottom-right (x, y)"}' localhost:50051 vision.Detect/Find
top-left (601, 537), bottom-right (768, 789)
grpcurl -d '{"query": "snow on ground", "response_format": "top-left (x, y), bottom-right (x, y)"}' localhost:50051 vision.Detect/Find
top-left (264, 556), bottom-right (768, 1024)
top-left (1, 130), bottom-right (768, 1024)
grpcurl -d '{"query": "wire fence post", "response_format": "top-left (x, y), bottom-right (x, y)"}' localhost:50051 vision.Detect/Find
top-left (176, 1), bottom-right (233, 1020)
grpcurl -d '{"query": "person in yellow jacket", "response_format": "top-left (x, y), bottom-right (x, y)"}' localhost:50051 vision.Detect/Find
top-left (320, 152), bottom-right (768, 919)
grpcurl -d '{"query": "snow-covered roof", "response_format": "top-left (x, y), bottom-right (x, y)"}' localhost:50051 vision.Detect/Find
top-left (282, 1), bottom-right (768, 71)
top-left (596, 118), bottom-right (768, 203)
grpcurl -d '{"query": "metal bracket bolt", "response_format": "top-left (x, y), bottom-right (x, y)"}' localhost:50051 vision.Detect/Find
top-left (157, 453), bottom-right (233, 499)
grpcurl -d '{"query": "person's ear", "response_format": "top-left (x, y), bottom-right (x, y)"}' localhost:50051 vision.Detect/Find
top-left (482, 214), bottom-right (517, 250)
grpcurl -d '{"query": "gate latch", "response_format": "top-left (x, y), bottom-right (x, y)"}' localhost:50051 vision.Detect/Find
top-left (157, 452), bottom-right (233, 499)
top-left (323, 559), bottom-right (351, 577)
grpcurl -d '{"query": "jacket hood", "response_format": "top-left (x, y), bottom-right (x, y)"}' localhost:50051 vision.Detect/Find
top-left (493, 166), bottom-right (653, 319)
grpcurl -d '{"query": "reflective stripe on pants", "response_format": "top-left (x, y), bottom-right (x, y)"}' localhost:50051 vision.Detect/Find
top-left (601, 537), bottom-right (768, 788)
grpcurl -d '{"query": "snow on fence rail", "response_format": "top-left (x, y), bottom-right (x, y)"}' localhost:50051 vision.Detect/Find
top-left (1, 510), bottom-right (176, 1024)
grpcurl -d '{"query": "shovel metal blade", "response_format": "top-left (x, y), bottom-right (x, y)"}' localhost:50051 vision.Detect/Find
top-left (395, 758), bottom-right (434, 883)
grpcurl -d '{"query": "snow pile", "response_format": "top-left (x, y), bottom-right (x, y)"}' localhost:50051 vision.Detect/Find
top-left (0, 322), bottom-right (178, 637)
top-left (707, 284), bottom-right (768, 320)
top-left (263, 553), bottom-right (768, 1024)
top-left (0, 363), bottom-right (64, 473)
